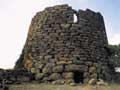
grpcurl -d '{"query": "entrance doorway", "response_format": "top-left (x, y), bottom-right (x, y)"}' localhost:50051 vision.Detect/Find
top-left (73, 71), bottom-right (84, 83)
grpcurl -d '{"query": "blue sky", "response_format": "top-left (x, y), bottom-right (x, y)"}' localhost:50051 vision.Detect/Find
top-left (0, 0), bottom-right (120, 69)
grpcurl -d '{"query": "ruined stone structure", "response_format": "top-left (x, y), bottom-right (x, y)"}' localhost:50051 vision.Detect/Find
top-left (15, 4), bottom-right (114, 84)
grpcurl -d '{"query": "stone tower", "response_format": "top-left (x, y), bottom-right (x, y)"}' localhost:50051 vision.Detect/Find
top-left (15, 4), bottom-right (113, 84)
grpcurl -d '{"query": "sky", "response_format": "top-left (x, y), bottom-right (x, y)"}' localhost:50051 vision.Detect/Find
top-left (0, 0), bottom-right (120, 69)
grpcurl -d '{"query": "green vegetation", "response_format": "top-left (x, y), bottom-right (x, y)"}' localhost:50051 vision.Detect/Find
top-left (108, 44), bottom-right (120, 67)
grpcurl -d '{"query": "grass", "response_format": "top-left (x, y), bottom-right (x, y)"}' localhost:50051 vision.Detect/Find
top-left (9, 83), bottom-right (120, 90)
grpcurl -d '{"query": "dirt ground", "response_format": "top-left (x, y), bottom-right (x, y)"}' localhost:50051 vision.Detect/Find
top-left (9, 83), bottom-right (120, 90)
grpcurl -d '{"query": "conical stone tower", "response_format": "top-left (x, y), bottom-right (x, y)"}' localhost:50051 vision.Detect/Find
top-left (15, 4), bottom-right (114, 84)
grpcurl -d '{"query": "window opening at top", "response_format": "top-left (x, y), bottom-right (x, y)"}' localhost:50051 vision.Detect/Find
top-left (73, 13), bottom-right (78, 23)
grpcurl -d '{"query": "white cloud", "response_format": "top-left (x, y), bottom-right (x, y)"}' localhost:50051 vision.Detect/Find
top-left (108, 34), bottom-right (120, 45)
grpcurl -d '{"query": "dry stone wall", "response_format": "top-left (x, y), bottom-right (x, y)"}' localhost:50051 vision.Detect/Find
top-left (15, 4), bottom-right (114, 84)
top-left (0, 69), bottom-right (33, 84)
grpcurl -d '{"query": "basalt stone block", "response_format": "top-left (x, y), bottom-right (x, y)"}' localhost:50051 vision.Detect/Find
top-left (90, 73), bottom-right (97, 79)
top-left (83, 72), bottom-right (89, 78)
top-left (65, 79), bottom-right (74, 84)
top-left (48, 73), bottom-right (62, 80)
top-left (89, 67), bottom-right (96, 74)
top-left (60, 24), bottom-right (71, 29)
top-left (42, 67), bottom-right (52, 74)
top-left (88, 78), bottom-right (97, 85)
top-left (30, 68), bottom-right (37, 74)
top-left (72, 59), bottom-right (84, 64)
top-left (65, 64), bottom-right (87, 72)
top-left (62, 72), bottom-right (73, 79)
top-left (35, 73), bottom-right (44, 80)
top-left (52, 65), bottom-right (63, 73)
top-left (56, 61), bottom-right (68, 65)
top-left (42, 77), bottom-right (50, 82)
top-left (52, 79), bottom-right (65, 84)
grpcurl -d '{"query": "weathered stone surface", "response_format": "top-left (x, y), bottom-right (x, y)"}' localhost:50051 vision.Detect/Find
top-left (90, 73), bottom-right (97, 79)
top-left (52, 79), bottom-right (65, 84)
top-left (97, 79), bottom-right (108, 86)
top-left (62, 72), bottom-right (73, 79)
top-left (69, 83), bottom-right (76, 86)
top-left (65, 79), bottom-right (74, 84)
top-left (65, 64), bottom-right (87, 72)
top-left (42, 63), bottom-right (54, 74)
top-left (83, 72), bottom-right (89, 78)
top-left (16, 76), bottom-right (30, 82)
top-left (52, 65), bottom-right (63, 73)
top-left (0, 69), bottom-right (33, 85)
top-left (35, 73), bottom-right (44, 80)
top-left (42, 67), bottom-right (52, 74)
top-left (89, 67), bottom-right (96, 74)
top-left (88, 78), bottom-right (97, 85)
top-left (48, 73), bottom-right (62, 80)
top-left (30, 68), bottom-right (36, 73)
top-left (14, 4), bottom-right (115, 84)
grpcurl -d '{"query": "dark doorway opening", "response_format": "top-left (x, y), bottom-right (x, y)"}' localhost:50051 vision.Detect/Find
top-left (73, 71), bottom-right (84, 83)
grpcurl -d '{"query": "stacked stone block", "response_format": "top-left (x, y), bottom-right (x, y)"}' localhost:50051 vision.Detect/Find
top-left (15, 4), bottom-right (114, 84)
top-left (0, 69), bottom-right (32, 84)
